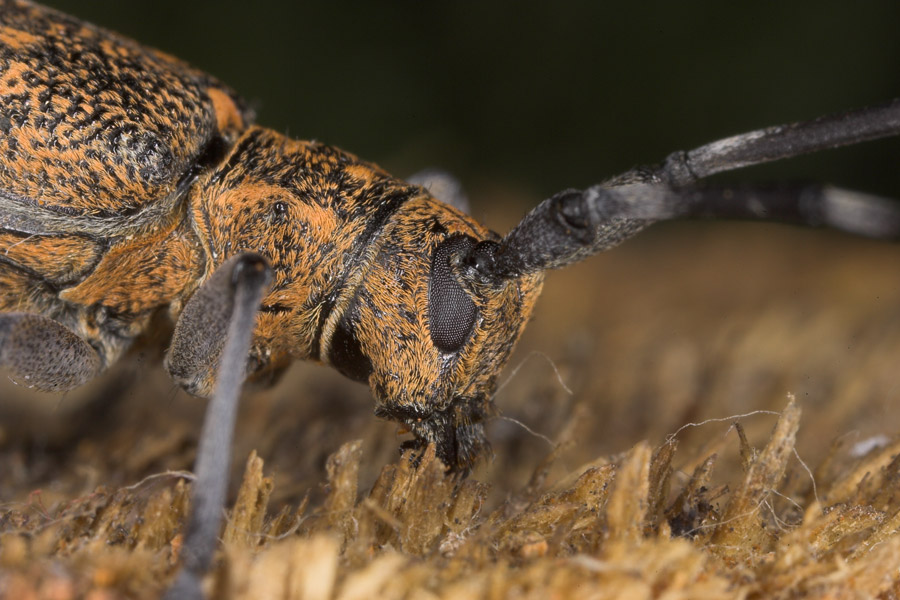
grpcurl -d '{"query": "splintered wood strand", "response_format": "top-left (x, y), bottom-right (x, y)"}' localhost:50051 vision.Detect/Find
top-left (11, 399), bottom-right (900, 598)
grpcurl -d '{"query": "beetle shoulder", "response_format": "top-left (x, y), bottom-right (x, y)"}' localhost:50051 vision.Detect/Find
top-left (0, 0), bottom-right (250, 238)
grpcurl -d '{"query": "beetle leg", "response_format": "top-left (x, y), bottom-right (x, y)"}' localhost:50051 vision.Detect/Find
top-left (164, 252), bottom-right (271, 600)
top-left (166, 253), bottom-right (271, 397)
top-left (0, 313), bottom-right (101, 391)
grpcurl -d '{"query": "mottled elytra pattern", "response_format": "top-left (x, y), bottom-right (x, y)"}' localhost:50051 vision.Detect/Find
top-left (2, 2), bottom-right (900, 599)
top-left (0, 0), bottom-right (248, 218)
top-left (0, 0), bottom-right (249, 370)
top-left (0, 6), bottom-right (550, 591)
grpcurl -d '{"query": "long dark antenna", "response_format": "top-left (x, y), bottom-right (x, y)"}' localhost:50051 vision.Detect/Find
top-left (164, 255), bottom-right (271, 600)
top-left (492, 99), bottom-right (900, 277)
top-left (659, 98), bottom-right (900, 186)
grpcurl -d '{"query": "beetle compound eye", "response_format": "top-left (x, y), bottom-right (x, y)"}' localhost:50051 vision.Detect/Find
top-left (429, 235), bottom-right (478, 353)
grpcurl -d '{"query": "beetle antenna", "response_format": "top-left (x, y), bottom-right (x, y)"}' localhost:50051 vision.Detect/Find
top-left (164, 254), bottom-right (272, 600)
top-left (657, 98), bottom-right (900, 187)
top-left (492, 99), bottom-right (900, 277)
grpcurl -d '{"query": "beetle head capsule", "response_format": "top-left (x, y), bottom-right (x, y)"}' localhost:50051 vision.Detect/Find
top-left (325, 199), bottom-right (544, 471)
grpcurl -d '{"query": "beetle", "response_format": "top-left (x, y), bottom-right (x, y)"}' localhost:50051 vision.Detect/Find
top-left (1, 1), bottom-right (899, 598)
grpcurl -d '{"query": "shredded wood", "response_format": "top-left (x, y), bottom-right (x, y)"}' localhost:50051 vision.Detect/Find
top-left (2, 225), bottom-right (900, 599)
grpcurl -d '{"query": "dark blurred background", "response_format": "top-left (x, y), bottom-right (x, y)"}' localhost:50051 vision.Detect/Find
top-left (41, 1), bottom-right (900, 204)
top-left (12, 1), bottom-right (899, 499)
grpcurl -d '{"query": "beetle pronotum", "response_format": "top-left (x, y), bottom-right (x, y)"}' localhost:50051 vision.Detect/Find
top-left (2, 2), bottom-right (899, 598)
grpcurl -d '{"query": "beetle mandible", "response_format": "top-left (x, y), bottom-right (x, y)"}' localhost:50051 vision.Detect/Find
top-left (2, 2), bottom-right (900, 598)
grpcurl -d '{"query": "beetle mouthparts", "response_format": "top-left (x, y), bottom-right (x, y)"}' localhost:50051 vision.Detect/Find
top-left (400, 420), bottom-right (491, 474)
top-left (386, 396), bottom-right (493, 473)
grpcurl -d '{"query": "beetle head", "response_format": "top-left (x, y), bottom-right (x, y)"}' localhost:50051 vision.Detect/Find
top-left (190, 129), bottom-right (543, 472)
top-left (322, 197), bottom-right (543, 472)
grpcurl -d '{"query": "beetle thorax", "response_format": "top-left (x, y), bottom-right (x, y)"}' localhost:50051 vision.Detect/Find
top-left (187, 127), bottom-right (431, 376)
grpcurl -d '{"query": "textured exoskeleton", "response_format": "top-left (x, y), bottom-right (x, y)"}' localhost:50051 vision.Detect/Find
top-left (2, 2), bottom-right (900, 598)
top-left (0, 3), bottom-right (542, 594)
top-left (0, 0), bottom-right (541, 469)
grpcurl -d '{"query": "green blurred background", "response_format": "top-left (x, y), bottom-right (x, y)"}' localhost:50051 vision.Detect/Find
top-left (41, 1), bottom-right (900, 209)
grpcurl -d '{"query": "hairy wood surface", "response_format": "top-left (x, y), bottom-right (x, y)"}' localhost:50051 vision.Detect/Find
top-left (2, 221), bottom-right (900, 599)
